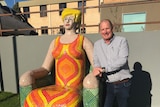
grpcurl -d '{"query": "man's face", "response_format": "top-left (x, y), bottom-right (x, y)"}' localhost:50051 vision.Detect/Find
top-left (99, 21), bottom-right (113, 41)
top-left (63, 15), bottom-right (75, 30)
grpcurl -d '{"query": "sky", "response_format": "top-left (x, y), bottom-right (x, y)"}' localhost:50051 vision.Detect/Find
top-left (5, 0), bottom-right (24, 8)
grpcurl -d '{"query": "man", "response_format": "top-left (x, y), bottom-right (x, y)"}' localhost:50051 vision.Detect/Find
top-left (93, 19), bottom-right (132, 107)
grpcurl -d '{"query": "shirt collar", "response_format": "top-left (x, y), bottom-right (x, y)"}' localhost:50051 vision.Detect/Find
top-left (110, 34), bottom-right (115, 43)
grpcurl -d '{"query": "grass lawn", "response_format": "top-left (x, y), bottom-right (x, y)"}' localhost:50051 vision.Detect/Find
top-left (0, 91), bottom-right (20, 107)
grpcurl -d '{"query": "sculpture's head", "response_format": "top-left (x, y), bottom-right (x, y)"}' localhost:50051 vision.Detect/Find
top-left (62, 8), bottom-right (81, 23)
top-left (61, 8), bottom-right (81, 30)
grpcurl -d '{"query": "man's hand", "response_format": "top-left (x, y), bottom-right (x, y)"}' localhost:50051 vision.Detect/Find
top-left (93, 67), bottom-right (103, 77)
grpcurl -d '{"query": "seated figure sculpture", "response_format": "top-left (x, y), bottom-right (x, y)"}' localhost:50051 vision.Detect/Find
top-left (19, 8), bottom-right (99, 107)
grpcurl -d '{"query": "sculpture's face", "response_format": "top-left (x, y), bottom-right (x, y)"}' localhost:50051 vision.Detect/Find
top-left (63, 15), bottom-right (75, 30)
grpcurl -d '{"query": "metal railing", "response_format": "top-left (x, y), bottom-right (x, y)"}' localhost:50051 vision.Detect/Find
top-left (0, 0), bottom-right (160, 36)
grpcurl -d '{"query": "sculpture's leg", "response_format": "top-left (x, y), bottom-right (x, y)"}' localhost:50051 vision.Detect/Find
top-left (20, 85), bottom-right (32, 107)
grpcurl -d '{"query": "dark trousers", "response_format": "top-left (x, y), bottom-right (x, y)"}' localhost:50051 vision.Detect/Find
top-left (99, 80), bottom-right (107, 107)
top-left (104, 80), bottom-right (131, 107)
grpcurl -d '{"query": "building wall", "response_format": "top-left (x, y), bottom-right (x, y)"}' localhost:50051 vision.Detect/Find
top-left (19, 0), bottom-right (100, 35)
top-left (103, 0), bottom-right (146, 4)
top-left (0, 0), bottom-right (7, 6)
top-left (85, 0), bottom-right (100, 33)
top-left (17, 0), bottom-right (160, 34)
top-left (101, 1), bottom-right (160, 31)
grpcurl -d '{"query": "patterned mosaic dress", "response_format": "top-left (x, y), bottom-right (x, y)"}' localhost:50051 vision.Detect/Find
top-left (23, 35), bottom-right (86, 107)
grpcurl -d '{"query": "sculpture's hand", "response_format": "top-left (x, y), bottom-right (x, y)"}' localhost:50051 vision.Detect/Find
top-left (19, 70), bottom-right (35, 87)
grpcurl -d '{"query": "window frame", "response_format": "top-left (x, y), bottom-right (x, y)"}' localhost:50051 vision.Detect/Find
top-left (40, 5), bottom-right (47, 17)
top-left (59, 3), bottom-right (66, 16)
top-left (23, 7), bottom-right (30, 18)
top-left (78, 0), bottom-right (86, 13)
top-left (41, 26), bottom-right (48, 34)
top-left (122, 12), bottom-right (146, 32)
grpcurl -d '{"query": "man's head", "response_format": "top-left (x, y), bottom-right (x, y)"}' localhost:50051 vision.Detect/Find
top-left (99, 19), bottom-right (114, 43)
top-left (99, 19), bottom-right (113, 30)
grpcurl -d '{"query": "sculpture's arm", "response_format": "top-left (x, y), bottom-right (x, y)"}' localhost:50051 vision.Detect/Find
top-left (83, 37), bottom-right (94, 67)
top-left (19, 67), bottom-right (49, 87)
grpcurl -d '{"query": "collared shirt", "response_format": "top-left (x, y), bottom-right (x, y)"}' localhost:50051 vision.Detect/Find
top-left (93, 35), bottom-right (132, 82)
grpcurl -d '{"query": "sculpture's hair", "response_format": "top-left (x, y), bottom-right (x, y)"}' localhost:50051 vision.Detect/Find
top-left (61, 8), bottom-right (81, 23)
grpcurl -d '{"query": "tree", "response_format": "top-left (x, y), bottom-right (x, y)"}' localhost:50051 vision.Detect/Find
top-left (12, 2), bottom-right (20, 13)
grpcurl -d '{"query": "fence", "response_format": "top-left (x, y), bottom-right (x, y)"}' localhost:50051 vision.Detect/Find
top-left (0, 0), bottom-right (160, 35)
top-left (0, 31), bottom-right (160, 107)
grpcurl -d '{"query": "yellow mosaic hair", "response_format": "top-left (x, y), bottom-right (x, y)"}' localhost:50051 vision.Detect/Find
top-left (61, 8), bottom-right (81, 23)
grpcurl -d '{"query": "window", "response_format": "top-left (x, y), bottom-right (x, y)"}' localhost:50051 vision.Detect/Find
top-left (78, 0), bottom-right (86, 13)
top-left (41, 26), bottom-right (48, 34)
top-left (40, 5), bottom-right (47, 17)
top-left (23, 7), bottom-right (30, 18)
top-left (122, 12), bottom-right (146, 32)
top-left (59, 3), bottom-right (66, 15)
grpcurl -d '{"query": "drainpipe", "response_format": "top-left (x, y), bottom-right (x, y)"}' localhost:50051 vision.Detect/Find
top-left (0, 16), bottom-right (2, 36)
top-left (81, 0), bottom-right (84, 34)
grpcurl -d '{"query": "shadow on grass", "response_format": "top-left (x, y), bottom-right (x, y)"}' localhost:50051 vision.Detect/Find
top-left (0, 91), bottom-right (20, 107)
